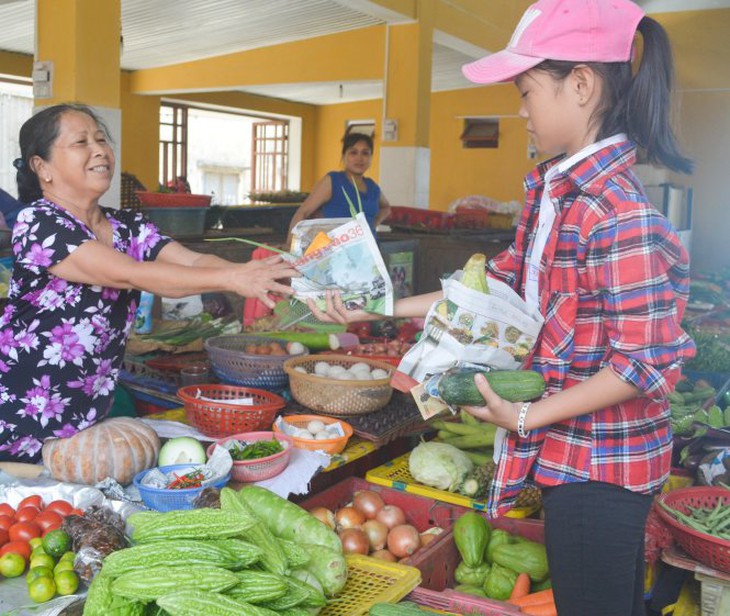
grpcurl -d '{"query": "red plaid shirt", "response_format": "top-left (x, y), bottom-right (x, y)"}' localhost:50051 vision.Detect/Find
top-left (486, 139), bottom-right (695, 517)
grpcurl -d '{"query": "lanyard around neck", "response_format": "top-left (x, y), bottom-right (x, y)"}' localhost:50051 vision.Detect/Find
top-left (341, 175), bottom-right (363, 218)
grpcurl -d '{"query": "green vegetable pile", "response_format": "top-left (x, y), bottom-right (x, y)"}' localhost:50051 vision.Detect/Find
top-left (84, 486), bottom-right (346, 616)
top-left (683, 325), bottom-right (730, 374)
top-left (229, 439), bottom-right (284, 461)
top-left (449, 512), bottom-right (550, 601)
top-left (669, 378), bottom-right (728, 436)
top-left (136, 313), bottom-right (240, 347)
top-left (658, 485), bottom-right (730, 541)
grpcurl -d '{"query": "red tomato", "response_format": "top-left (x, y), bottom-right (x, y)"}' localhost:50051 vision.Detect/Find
top-left (69, 508), bottom-right (84, 517)
top-left (0, 528), bottom-right (8, 546)
top-left (9, 521), bottom-right (41, 543)
top-left (14, 506), bottom-right (40, 523)
top-left (18, 495), bottom-right (44, 510)
top-left (34, 510), bottom-right (63, 532)
top-left (0, 503), bottom-right (15, 518)
top-left (44, 500), bottom-right (74, 517)
top-left (0, 515), bottom-right (13, 531)
top-left (0, 540), bottom-right (31, 560)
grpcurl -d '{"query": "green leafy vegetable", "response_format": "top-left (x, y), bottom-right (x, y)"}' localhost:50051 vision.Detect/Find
top-left (230, 439), bottom-right (284, 461)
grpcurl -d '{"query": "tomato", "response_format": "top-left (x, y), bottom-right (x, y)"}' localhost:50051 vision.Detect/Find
top-left (34, 510), bottom-right (63, 533)
top-left (0, 539), bottom-right (31, 560)
top-left (0, 515), bottom-right (14, 531)
top-left (18, 495), bottom-right (44, 510)
top-left (69, 508), bottom-right (84, 517)
top-left (9, 521), bottom-right (42, 543)
top-left (0, 503), bottom-right (15, 518)
top-left (14, 506), bottom-right (40, 523)
top-left (0, 528), bottom-right (8, 546)
top-left (44, 500), bottom-right (73, 517)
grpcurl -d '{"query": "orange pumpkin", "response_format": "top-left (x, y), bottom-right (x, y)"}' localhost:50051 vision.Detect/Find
top-left (42, 418), bottom-right (160, 486)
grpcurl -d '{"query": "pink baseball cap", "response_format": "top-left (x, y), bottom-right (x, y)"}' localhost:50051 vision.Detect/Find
top-left (462, 0), bottom-right (645, 84)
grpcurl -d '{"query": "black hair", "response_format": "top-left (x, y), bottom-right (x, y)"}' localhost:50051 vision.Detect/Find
top-left (16, 103), bottom-right (113, 203)
top-left (535, 16), bottom-right (692, 174)
top-left (341, 132), bottom-right (374, 157)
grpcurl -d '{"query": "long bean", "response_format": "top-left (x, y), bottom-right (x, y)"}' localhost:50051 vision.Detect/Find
top-left (658, 498), bottom-right (730, 539)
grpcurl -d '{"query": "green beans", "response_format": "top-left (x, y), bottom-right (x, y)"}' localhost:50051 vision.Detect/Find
top-left (658, 493), bottom-right (730, 540)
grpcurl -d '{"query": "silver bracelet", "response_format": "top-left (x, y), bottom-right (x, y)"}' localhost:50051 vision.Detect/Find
top-left (517, 402), bottom-right (532, 438)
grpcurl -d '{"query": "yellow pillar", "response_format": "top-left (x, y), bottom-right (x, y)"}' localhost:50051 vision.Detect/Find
top-left (35, 0), bottom-right (122, 205)
top-left (379, 0), bottom-right (433, 208)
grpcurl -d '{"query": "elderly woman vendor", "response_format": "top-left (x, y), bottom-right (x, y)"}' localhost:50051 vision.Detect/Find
top-left (0, 103), bottom-right (298, 462)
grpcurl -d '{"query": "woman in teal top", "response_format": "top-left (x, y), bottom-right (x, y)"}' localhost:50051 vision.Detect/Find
top-left (287, 133), bottom-right (391, 242)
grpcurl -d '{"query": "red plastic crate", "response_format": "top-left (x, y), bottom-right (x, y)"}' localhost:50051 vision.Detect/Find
top-left (389, 206), bottom-right (454, 231)
top-left (406, 514), bottom-right (545, 614)
top-left (298, 477), bottom-right (465, 575)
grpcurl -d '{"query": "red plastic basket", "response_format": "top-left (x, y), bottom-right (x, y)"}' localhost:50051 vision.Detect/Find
top-left (654, 486), bottom-right (730, 573)
top-left (206, 431), bottom-right (293, 482)
top-left (177, 385), bottom-right (285, 438)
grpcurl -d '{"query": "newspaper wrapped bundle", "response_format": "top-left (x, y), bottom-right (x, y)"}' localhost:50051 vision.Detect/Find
top-left (394, 254), bottom-right (544, 417)
top-left (285, 213), bottom-right (394, 318)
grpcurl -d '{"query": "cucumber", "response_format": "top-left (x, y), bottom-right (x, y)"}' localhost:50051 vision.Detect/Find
top-left (438, 369), bottom-right (545, 406)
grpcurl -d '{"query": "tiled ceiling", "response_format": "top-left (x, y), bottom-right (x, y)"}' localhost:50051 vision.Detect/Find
top-left (0, 0), bottom-right (727, 105)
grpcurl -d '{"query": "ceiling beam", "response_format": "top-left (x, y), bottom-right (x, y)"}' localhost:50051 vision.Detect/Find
top-left (130, 25), bottom-right (386, 95)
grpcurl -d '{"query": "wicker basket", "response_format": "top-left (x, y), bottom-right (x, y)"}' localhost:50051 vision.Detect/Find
top-left (273, 414), bottom-right (353, 455)
top-left (206, 431), bottom-right (293, 482)
top-left (177, 384), bottom-right (285, 438)
top-left (283, 355), bottom-right (394, 417)
top-left (205, 334), bottom-right (308, 390)
top-left (654, 486), bottom-right (730, 573)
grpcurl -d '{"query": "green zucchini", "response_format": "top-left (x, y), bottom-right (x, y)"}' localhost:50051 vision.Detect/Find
top-left (438, 369), bottom-right (545, 406)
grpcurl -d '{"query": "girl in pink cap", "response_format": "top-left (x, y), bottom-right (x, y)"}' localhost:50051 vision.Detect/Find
top-left (313, 1), bottom-right (694, 613)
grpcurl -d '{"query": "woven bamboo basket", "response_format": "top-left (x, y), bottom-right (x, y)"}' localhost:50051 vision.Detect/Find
top-left (283, 355), bottom-right (394, 417)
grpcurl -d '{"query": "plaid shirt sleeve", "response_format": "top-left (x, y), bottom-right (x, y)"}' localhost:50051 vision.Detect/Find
top-left (584, 198), bottom-right (695, 398)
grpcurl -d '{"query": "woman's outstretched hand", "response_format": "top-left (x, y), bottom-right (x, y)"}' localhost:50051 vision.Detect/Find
top-left (307, 289), bottom-right (376, 324)
top-left (462, 373), bottom-right (521, 431)
top-left (231, 255), bottom-right (299, 308)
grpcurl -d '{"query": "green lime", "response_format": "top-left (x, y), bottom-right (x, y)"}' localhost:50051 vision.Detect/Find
top-left (54, 569), bottom-right (79, 596)
top-left (42, 529), bottom-right (71, 559)
top-left (59, 551), bottom-right (75, 563)
top-left (29, 553), bottom-right (55, 571)
top-left (31, 545), bottom-right (47, 559)
top-left (28, 576), bottom-right (56, 603)
top-left (26, 565), bottom-right (53, 585)
top-left (53, 560), bottom-right (74, 575)
top-left (0, 552), bottom-right (26, 578)
top-left (29, 537), bottom-right (44, 549)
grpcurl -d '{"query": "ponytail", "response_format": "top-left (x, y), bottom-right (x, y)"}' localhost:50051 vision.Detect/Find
top-left (628, 17), bottom-right (693, 174)
top-left (16, 163), bottom-right (42, 204)
top-left (536, 16), bottom-right (692, 174)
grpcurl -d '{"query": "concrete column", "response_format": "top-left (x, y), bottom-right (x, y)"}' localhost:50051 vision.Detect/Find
top-left (379, 1), bottom-right (433, 208)
top-left (35, 0), bottom-right (122, 207)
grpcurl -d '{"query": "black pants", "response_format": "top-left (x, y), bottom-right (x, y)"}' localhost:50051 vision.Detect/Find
top-left (542, 481), bottom-right (654, 616)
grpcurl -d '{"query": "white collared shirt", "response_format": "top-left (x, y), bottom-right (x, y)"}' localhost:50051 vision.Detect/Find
top-left (524, 134), bottom-right (627, 314)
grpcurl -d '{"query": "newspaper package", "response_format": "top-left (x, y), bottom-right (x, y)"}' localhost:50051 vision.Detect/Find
top-left (396, 269), bottom-right (544, 417)
top-left (287, 213), bottom-right (394, 315)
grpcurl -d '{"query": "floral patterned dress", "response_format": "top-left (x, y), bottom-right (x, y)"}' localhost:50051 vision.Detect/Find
top-left (0, 199), bottom-right (172, 461)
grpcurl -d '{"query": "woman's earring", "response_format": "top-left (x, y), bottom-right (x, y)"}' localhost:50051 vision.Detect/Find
top-left (45, 177), bottom-right (51, 182)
